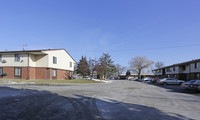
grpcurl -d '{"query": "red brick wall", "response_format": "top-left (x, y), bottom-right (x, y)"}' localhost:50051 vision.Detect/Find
top-left (3, 67), bottom-right (14, 79)
top-left (58, 70), bottom-right (73, 80)
top-left (1, 67), bottom-right (73, 80)
top-left (57, 69), bottom-right (68, 79)
top-left (49, 68), bottom-right (52, 80)
top-left (29, 67), bottom-right (36, 80)
top-left (51, 69), bottom-right (73, 80)
top-left (2, 67), bottom-right (32, 79)
top-left (21, 67), bottom-right (28, 79)
top-left (35, 68), bottom-right (47, 80)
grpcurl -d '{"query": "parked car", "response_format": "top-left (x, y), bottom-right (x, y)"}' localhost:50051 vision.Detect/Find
top-left (156, 78), bottom-right (162, 83)
top-left (159, 78), bottom-right (185, 85)
top-left (109, 77), bottom-right (115, 80)
top-left (142, 77), bottom-right (153, 83)
top-left (183, 80), bottom-right (200, 91)
top-left (83, 76), bottom-right (90, 79)
top-left (151, 77), bottom-right (159, 83)
top-left (129, 78), bottom-right (139, 81)
top-left (181, 80), bottom-right (197, 89)
top-left (193, 80), bottom-right (200, 91)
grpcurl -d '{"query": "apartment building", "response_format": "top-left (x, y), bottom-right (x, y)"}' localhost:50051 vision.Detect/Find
top-left (153, 59), bottom-right (200, 81)
top-left (0, 49), bottom-right (76, 80)
top-left (119, 73), bottom-right (155, 80)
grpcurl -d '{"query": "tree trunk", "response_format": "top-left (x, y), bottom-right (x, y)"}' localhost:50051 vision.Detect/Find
top-left (90, 71), bottom-right (94, 80)
top-left (138, 71), bottom-right (141, 79)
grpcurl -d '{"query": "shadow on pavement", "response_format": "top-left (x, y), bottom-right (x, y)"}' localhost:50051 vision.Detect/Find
top-left (0, 86), bottom-right (195, 120)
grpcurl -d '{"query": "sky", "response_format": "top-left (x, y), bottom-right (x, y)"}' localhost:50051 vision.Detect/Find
top-left (0, 0), bottom-right (200, 68)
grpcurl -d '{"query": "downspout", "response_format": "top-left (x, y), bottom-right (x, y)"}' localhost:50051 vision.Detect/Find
top-left (27, 53), bottom-right (30, 80)
top-left (189, 64), bottom-right (191, 81)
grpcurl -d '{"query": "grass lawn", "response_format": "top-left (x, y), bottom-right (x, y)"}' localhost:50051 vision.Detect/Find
top-left (0, 79), bottom-right (100, 84)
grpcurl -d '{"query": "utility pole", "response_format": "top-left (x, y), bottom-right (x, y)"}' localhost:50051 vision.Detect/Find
top-left (19, 44), bottom-right (28, 50)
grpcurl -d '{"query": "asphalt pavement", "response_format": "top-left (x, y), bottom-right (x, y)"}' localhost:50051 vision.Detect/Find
top-left (0, 80), bottom-right (200, 120)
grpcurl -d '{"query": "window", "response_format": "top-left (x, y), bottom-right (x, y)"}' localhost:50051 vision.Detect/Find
top-left (69, 72), bottom-right (72, 77)
top-left (70, 62), bottom-right (72, 67)
top-left (15, 68), bottom-right (21, 76)
top-left (53, 57), bottom-right (57, 64)
top-left (15, 54), bottom-right (20, 62)
top-left (0, 55), bottom-right (2, 62)
top-left (69, 71), bottom-right (72, 78)
top-left (52, 69), bottom-right (56, 77)
top-left (0, 68), bottom-right (2, 75)
top-left (166, 68), bottom-right (171, 72)
top-left (194, 73), bottom-right (199, 79)
top-left (69, 72), bottom-right (73, 79)
top-left (195, 63), bottom-right (199, 69)
top-left (173, 66), bottom-right (176, 71)
top-left (182, 66), bottom-right (186, 71)
top-left (157, 70), bottom-right (161, 73)
top-left (174, 75), bottom-right (177, 78)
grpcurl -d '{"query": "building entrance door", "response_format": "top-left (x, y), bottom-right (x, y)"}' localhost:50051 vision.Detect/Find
top-left (46, 68), bottom-right (50, 80)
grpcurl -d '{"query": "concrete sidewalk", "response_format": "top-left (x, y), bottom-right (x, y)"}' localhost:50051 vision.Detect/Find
top-left (92, 78), bottom-right (113, 83)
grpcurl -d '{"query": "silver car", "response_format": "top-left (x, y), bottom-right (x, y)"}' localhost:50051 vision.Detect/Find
top-left (185, 80), bottom-right (200, 91)
top-left (159, 78), bottom-right (185, 85)
top-left (181, 80), bottom-right (197, 89)
top-left (142, 77), bottom-right (153, 83)
top-left (194, 80), bottom-right (200, 91)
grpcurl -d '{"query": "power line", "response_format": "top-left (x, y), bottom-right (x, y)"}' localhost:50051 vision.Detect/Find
top-left (110, 44), bottom-right (200, 51)
top-left (69, 44), bottom-right (200, 52)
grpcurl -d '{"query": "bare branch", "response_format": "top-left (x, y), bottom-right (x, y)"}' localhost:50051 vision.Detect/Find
top-left (154, 61), bottom-right (164, 69)
top-left (129, 56), bottom-right (154, 79)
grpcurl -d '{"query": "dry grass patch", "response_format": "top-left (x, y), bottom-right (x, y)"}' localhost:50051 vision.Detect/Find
top-left (0, 79), bottom-right (100, 84)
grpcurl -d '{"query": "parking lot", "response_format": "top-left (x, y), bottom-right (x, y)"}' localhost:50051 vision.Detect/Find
top-left (0, 80), bottom-right (200, 120)
top-left (147, 82), bottom-right (200, 96)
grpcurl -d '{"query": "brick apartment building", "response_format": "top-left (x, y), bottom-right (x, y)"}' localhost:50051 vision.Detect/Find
top-left (153, 59), bottom-right (200, 81)
top-left (0, 49), bottom-right (76, 80)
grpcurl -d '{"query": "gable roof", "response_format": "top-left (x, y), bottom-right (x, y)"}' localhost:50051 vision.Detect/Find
top-left (0, 49), bottom-right (76, 63)
top-left (153, 58), bottom-right (200, 71)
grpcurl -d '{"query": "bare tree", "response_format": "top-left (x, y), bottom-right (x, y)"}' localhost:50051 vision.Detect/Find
top-left (155, 61), bottom-right (164, 69)
top-left (88, 58), bottom-right (98, 79)
top-left (126, 70), bottom-right (131, 79)
top-left (115, 64), bottom-right (126, 76)
top-left (129, 56), bottom-right (154, 79)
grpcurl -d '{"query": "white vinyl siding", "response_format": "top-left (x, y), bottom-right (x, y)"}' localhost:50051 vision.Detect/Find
top-left (0, 49), bottom-right (75, 71)
top-left (45, 50), bottom-right (75, 71)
